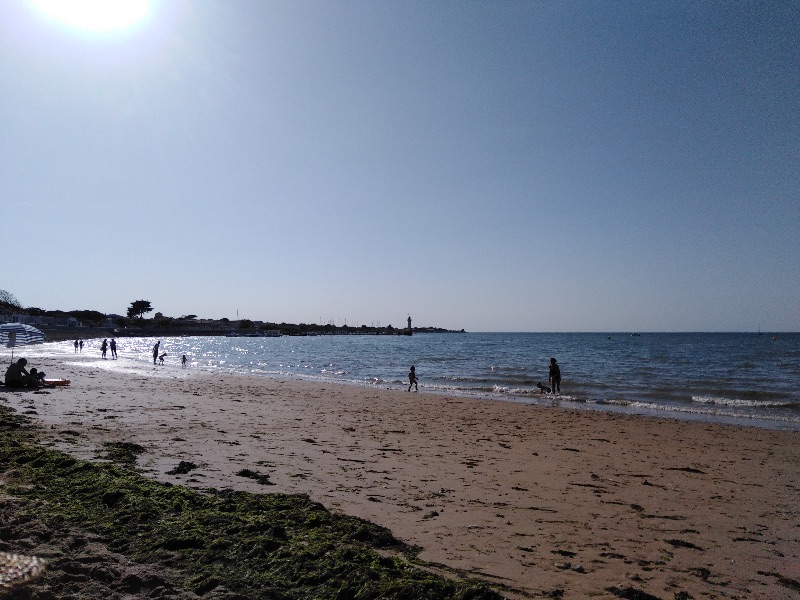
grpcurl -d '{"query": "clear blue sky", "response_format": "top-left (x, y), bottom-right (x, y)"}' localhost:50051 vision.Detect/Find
top-left (2, 1), bottom-right (798, 331)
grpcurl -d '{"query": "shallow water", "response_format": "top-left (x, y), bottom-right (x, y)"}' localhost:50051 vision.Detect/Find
top-left (28, 332), bottom-right (800, 430)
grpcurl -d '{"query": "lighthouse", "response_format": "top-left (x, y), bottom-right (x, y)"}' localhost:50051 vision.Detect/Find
top-left (405, 315), bottom-right (412, 336)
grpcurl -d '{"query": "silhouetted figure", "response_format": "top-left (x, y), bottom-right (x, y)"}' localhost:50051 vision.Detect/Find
top-left (74, 340), bottom-right (79, 352)
top-left (79, 339), bottom-right (84, 352)
top-left (153, 341), bottom-right (160, 365)
top-left (408, 366), bottom-right (419, 392)
top-left (26, 368), bottom-right (47, 388)
top-left (549, 358), bottom-right (561, 394)
top-left (110, 339), bottom-right (117, 359)
top-left (158, 353), bottom-right (167, 365)
top-left (3, 359), bottom-right (47, 388)
top-left (101, 339), bottom-right (108, 359)
top-left (181, 355), bottom-right (187, 368)
top-left (4, 358), bottom-right (30, 387)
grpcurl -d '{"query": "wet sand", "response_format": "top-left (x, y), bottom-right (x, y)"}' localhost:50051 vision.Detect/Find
top-left (2, 352), bottom-right (799, 599)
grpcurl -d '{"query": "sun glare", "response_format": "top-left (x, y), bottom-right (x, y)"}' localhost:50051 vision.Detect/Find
top-left (30, 0), bottom-right (152, 32)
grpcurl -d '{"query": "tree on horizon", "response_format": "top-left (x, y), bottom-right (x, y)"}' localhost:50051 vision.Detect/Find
top-left (0, 290), bottom-right (22, 312)
top-left (127, 300), bottom-right (153, 320)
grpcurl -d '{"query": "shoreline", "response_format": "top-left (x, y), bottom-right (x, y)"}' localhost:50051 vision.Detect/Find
top-left (25, 334), bottom-right (800, 433)
top-left (2, 351), bottom-right (799, 598)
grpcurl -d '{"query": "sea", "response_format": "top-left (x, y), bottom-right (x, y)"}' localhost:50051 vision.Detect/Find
top-left (31, 332), bottom-right (800, 431)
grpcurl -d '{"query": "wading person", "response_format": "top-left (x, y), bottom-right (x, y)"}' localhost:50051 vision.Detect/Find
top-left (408, 366), bottom-right (419, 392)
top-left (549, 357), bottom-right (561, 394)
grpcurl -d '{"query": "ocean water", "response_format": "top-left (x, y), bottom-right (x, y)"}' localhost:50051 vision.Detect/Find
top-left (31, 332), bottom-right (800, 431)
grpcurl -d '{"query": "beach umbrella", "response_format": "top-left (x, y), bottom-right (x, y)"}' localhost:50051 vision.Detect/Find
top-left (0, 323), bottom-right (45, 360)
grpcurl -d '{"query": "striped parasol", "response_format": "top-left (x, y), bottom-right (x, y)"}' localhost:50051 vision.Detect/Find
top-left (0, 323), bottom-right (46, 360)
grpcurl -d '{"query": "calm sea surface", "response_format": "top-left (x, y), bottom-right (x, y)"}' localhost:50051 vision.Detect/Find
top-left (36, 332), bottom-right (800, 431)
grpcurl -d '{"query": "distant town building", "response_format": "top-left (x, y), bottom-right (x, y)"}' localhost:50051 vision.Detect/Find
top-left (4, 313), bottom-right (82, 327)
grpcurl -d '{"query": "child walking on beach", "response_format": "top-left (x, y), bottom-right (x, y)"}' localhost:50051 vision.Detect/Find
top-left (408, 366), bottom-right (419, 392)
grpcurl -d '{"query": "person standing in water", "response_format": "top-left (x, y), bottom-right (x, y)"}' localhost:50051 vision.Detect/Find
top-left (408, 366), bottom-right (419, 392)
top-left (110, 338), bottom-right (117, 360)
top-left (548, 357), bottom-right (561, 394)
top-left (153, 341), bottom-right (160, 365)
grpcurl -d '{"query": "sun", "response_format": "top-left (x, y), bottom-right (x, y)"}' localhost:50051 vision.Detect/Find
top-left (30, 0), bottom-right (152, 32)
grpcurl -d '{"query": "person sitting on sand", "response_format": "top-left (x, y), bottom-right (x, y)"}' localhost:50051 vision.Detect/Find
top-left (5, 358), bottom-right (31, 388)
top-left (26, 368), bottom-right (47, 388)
top-left (3, 359), bottom-right (48, 388)
top-left (408, 366), bottom-right (419, 392)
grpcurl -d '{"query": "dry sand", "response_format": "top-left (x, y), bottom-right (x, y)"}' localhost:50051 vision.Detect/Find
top-left (2, 351), bottom-right (799, 599)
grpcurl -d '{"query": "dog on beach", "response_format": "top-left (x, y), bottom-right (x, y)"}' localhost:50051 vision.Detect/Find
top-left (158, 353), bottom-right (167, 365)
top-left (536, 382), bottom-right (552, 394)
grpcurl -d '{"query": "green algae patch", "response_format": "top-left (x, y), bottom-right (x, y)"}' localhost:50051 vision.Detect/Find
top-left (100, 441), bottom-right (146, 466)
top-left (236, 467), bottom-right (275, 485)
top-left (0, 407), bottom-right (502, 599)
top-left (167, 460), bottom-right (198, 475)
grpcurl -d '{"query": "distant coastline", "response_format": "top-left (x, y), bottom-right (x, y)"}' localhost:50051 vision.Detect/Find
top-left (37, 324), bottom-right (466, 342)
top-left (0, 299), bottom-right (464, 342)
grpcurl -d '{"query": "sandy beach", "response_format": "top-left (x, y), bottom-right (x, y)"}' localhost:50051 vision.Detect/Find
top-left (2, 351), bottom-right (799, 599)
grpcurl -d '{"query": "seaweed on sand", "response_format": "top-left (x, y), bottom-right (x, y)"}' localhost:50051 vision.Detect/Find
top-left (237, 468), bottom-right (275, 485)
top-left (100, 441), bottom-right (146, 466)
top-left (0, 407), bottom-right (502, 599)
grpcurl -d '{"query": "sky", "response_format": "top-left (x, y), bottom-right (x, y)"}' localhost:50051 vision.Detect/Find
top-left (1, 1), bottom-right (798, 332)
